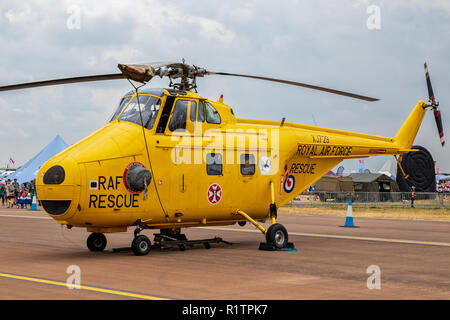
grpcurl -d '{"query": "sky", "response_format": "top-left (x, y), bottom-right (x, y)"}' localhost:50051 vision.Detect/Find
top-left (0, 0), bottom-right (449, 174)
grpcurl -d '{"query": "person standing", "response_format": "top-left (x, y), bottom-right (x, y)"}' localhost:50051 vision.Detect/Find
top-left (0, 182), bottom-right (5, 207)
top-left (6, 180), bottom-right (15, 208)
top-left (12, 178), bottom-right (20, 208)
top-left (411, 186), bottom-right (416, 208)
top-left (28, 179), bottom-right (35, 198)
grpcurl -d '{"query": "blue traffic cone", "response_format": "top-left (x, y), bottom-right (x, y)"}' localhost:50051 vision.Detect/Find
top-left (341, 198), bottom-right (358, 227)
top-left (30, 192), bottom-right (37, 211)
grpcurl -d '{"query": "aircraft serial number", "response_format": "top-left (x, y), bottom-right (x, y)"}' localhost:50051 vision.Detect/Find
top-left (311, 134), bottom-right (329, 143)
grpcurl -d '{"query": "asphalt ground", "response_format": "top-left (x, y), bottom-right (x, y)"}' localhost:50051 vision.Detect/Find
top-left (0, 207), bottom-right (449, 299)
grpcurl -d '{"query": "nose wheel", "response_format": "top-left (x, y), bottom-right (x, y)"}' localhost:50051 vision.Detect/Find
top-left (131, 235), bottom-right (152, 256)
top-left (87, 232), bottom-right (107, 252)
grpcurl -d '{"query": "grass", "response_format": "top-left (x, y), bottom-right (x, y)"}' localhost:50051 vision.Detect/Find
top-left (279, 205), bottom-right (450, 222)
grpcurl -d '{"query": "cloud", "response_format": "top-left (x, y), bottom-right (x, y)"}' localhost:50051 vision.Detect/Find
top-left (0, 0), bottom-right (449, 173)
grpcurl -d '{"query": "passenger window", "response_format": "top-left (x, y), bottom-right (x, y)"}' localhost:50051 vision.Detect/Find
top-left (198, 101), bottom-right (205, 122)
top-left (168, 100), bottom-right (189, 131)
top-left (206, 153), bottom-right (223, 175)
top-left (189, 101), bottom-right (197, 122)
top-left (205, 102), bottom-right (221, 124)
top-left (240, 154), bottom-right (255, 175)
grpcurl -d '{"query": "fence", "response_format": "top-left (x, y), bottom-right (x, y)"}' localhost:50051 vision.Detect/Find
top-left (288, 192), bottom-right (450, 208)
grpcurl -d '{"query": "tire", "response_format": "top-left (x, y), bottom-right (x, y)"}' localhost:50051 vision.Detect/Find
top-left (131, 235), bottom-right (151, 256)
top-left (265, 223), bottom-right (288, 248)
top-left (238, 221), bottom-right (246, 227)
top-left (87, 233), bottom-right (107, 252)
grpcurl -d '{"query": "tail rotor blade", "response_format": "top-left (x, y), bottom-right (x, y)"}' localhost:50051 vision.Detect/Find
top-left (424, 62), bottom-right (435, 103)
top-left (434, 109), bottom-right (445, 146)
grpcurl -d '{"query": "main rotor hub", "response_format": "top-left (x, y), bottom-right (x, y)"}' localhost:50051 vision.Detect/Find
top-left (118, 62), bottom-right (207, 91)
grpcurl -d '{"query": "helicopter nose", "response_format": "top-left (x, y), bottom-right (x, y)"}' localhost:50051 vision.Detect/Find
top-left (37, 156), bottom-right (81, 220)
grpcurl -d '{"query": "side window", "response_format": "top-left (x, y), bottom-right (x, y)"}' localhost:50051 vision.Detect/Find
top-left (189, 101), bottom-right (197, 121)
top-left (168, 100), bottom-right (188, 131)
top-left (240, 154), bottom-right (255, 175)
top-left (205, 102), bottom-right (221, 124)
top-left (197, 101), bottom-right (205, 122)
top-left (206, 153), bottom-right (223, 175)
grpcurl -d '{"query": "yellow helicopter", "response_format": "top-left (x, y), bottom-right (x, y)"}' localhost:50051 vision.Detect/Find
top-left (0, 61), bottom-right (444, 255)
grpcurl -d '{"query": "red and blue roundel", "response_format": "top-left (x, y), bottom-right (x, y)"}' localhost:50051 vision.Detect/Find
top-left (284, 175), bottom-right (295, 193)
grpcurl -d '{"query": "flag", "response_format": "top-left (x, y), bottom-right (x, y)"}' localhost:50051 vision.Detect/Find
top-left (9, 157), bottom-right (15, 165)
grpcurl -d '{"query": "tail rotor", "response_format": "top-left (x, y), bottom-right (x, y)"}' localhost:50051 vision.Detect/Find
top-left (424, 62), bottom-right (445, 147)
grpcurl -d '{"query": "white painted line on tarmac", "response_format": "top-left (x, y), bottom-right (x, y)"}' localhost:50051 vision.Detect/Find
top-left (203, 227), bottom-right (450, 248)
top-left (3, 213), bottom-right (450, 247)
top-left (0, 214), bottom-right (50, 219)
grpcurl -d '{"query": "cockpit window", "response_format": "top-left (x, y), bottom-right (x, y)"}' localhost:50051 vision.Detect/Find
top-left (118, 95), bottom-right (162, 129)
top-left (109, 96), bottom-right (132, 122)
top-left (205, 102), bottom-right (221, 124)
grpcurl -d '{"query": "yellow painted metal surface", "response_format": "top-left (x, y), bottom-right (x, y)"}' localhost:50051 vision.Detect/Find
top-left (35, 88), bottom-right (429, 232)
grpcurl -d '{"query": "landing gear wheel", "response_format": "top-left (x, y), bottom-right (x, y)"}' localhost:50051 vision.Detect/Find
top-left (238, 221), bottom-right (247, 227)
top-left (266, 223), bottom-right (288, 249)
top-left (87, 233), bottom-right (107, 252)
top-left (131, 235), bottom-right (151, 256)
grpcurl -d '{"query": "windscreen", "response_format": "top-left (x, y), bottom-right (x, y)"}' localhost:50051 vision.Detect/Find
top-left (118, 95), bottom-right (162, 129)
top-left (109, 96), bottom-right (132, 122)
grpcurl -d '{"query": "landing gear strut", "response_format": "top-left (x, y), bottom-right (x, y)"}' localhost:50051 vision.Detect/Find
top-left (236, 209), bottom-right (295, 251)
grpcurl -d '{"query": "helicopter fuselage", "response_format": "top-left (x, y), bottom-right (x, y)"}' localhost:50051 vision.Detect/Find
top-left (36, 88), bottom-right (427, 233)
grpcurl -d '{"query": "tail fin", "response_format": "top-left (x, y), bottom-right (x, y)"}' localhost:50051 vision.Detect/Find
top-left (394, 101), bottom-right (427, 149)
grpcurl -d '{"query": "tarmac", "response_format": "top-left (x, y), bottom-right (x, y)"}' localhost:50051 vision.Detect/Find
top-left (0, 207), bottom-right (450, 299)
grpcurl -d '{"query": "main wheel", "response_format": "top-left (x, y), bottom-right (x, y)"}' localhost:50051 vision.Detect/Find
top-left (87, 233), bottom-right (107, 252)
top-left (131, 235), bottom-right (151, 256)
top-left (266, 223), bottom-right (288, 249)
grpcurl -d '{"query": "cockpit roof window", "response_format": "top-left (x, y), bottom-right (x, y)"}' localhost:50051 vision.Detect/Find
top-left (123, 88), bottom-right (165, 97)
top-left (118, 95), bottom-right (162, 129)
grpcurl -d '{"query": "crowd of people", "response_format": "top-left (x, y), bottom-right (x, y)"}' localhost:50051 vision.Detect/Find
top-left (436, 182), bottom-right (450, 193)
top-left (0, 178), bottom-right (35, 209)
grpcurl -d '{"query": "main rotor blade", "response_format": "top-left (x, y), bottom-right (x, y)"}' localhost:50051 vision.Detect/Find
top-left (0, 73), bottom-right (125, 92)
top-left (207, 71), bottom-right (379, 102)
